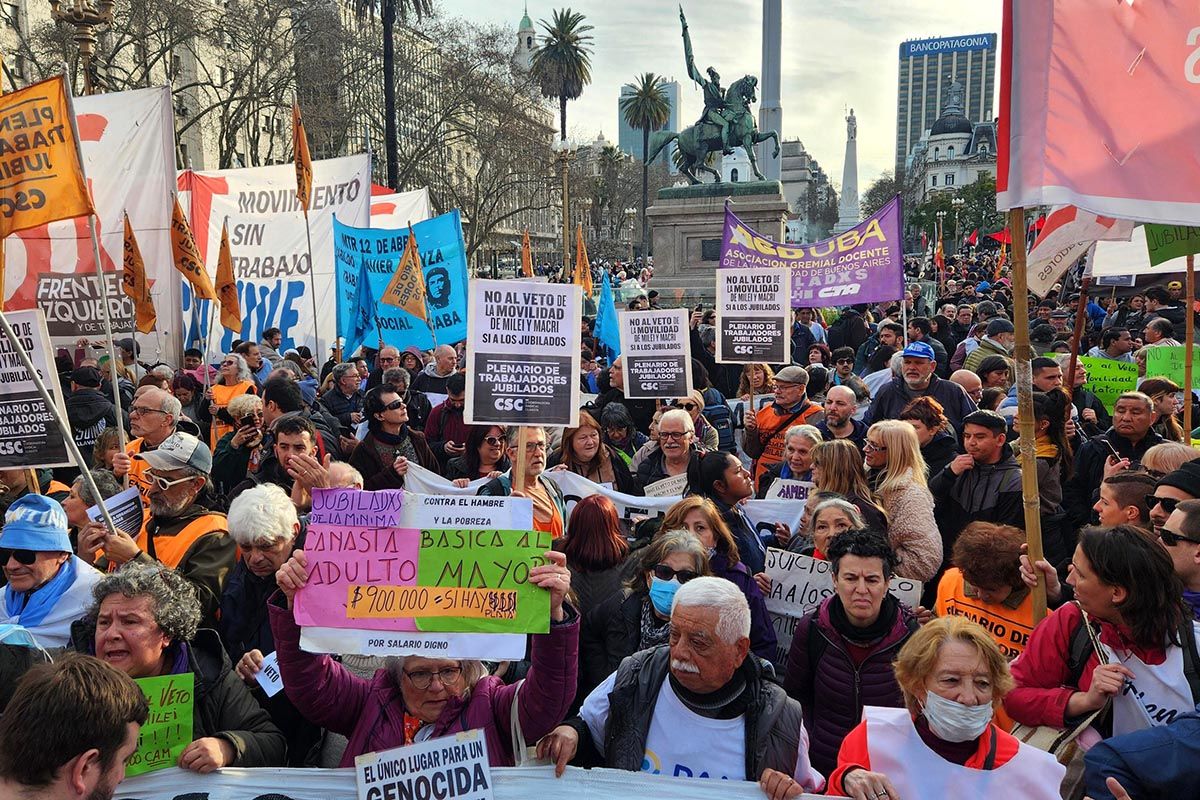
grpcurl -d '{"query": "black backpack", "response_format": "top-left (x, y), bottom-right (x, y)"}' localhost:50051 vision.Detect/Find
top-left (701, 388), bottom-right (736, 453)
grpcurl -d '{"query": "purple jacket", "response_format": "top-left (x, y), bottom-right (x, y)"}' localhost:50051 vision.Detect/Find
top-left (782, 596), bottom-right (915, 777)
top-left (709, 551), bottom-right (778, 664)
top-left (268, 601), bottom-right (579, 767)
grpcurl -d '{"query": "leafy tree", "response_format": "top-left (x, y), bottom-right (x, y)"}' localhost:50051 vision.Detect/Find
top-left (860, 172), bottom-right (899, 219)
top-left (619, 72), bottom-right (670, 259)
top-left (530, 8), bottom-right (593, 143)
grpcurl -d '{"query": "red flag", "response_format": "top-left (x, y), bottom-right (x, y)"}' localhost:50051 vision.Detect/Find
top-left (965, 229), bottom-right (979, 246)
top-left (920, 231), bottom-right (929, 251)
top-left (987, 229), bottom-right (1012, 245)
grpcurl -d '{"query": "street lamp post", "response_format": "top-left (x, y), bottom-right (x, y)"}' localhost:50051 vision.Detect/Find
top-left (935, 209), bottom-right (947, 250)
top-left (624, 207), bottom-right (636, 263)
top-left (50, 0), bottom-right (117, 95)
top-left (951, 197), bottom-right (965, 252)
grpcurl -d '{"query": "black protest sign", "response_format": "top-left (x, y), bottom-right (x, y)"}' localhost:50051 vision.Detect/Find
top-left (0, 309), bottom-right (72, 468)
top-left (716, 267), bottom-right (792, 364)
top-left (618, 308), bottom-right (692, 400)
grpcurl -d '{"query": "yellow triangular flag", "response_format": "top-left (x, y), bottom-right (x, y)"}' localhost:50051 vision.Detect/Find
top-left (521, 230), bottom-right (533, 278)
top-left (170, 196), bottom-right (216, 300)
top-left (380, 226), bottom-right (427, 322)
top-left (121, 213), bottom-right (156, 333)
top-left (216, 220), bottom-right (241, 333)
top-left (293, 101), bottom-right (313, 212)
top-left (574, 224), bottom-right (593, 297)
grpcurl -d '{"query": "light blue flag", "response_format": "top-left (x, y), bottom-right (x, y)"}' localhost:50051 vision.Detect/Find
top-left (350, 256), bottom-right (376, 354)
top-left (595, 270), bottom-right (621, 359)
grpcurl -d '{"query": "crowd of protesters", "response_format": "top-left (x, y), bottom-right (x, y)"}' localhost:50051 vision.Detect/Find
top-left (2, 252), bottom-right (1199, 800)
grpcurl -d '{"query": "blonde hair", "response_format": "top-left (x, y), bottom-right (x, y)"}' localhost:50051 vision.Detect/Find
top-left (1142, 441), bottom-right (1200, 477)
top-left (868, 420), bottom-right (929, 496)
top-left (738, 363), bottom-right (776, 397)
top-left (893, 616), bottom-right (1015, 714)
top-left (812, 439), bottom-right (873, 501)
top-left (227, 393), bottom-right (263, 419)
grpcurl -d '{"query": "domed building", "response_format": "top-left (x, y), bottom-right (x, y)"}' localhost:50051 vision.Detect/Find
top-left (907, 79), bottom-right (997, 202)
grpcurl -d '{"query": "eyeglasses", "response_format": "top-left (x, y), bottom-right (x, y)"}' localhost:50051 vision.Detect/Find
top-left (652, 564), bottom-right (699, 584)
top-left (483, 436), bottom-right (508, 447)
top-left (672, 402), bottom-right (697, 411)
top-left (519, 441), bottom-right (548, 452)
top-left (383, 399), bottom-right (406, 411)
top-left (403, 666), bottom-right (463, 689)
top-left (1146, 495), bottom-right (1182, 515)
top-left (0, 548), bottom-right (37, 566)
top-left (864, 441), bottom-right (888, 452)
top-left (659, 430), bottom-right (690, 440)
top-left (145, 472), bottom-right (197, 492)
top-left (1160, 529), bottom-right (1200, 547)
top-left (835, 358), bottom-right (854, 365)
top-left (221, 360), bottom-right (236, 366)
top-left (129, 405), bottom-right (167, 416)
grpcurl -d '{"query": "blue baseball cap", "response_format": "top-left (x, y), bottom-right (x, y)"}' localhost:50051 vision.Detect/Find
top-left (901, 342), bottom-right (936, 361)
top-left (0, 495), bottom-right (71, 553)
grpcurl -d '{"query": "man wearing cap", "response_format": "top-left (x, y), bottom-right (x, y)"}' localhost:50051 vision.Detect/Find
top-left (866, 342), bottom-right (977, 433)
top-left (115, 337), bottom-right (146, 381)
top-left (0, 496), bottom-right (102, 648)
top-left (962, 318), bottom-right (1015, 373)
top-left (89, 432), bottom-right (234, 625)
top-left (744, 366), bottom-right (823, 492)
top-left (1048, 309), bottom-right (1071, 335)
top-left (112, 388), bottom-right (179, 503)
top-left (64, 366), bottom-right (118, 473)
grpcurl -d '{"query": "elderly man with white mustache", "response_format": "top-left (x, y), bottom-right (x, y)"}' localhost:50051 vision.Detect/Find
top-left (537, 577), bottom-right (824, 799)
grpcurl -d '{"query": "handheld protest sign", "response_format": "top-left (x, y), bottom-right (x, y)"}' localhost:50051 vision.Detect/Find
top-left (356, 729), bottom-right (492, 800)
top-left (0, 308), bottom-right (73, 469)
top-left (715, 266), bottom-right (792, 365)
top-left (465, 278), bottom-right (581, 428)
top-left (616, 308), bottom-right (692, 400)
top-left (127, 673), bottom-right (194, 778)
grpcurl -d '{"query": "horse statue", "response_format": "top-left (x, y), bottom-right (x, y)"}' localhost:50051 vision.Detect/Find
top-left (646, 75), bottom-right (780, 185)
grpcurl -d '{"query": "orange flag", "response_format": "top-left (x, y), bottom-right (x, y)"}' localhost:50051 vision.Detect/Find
top-left (995, 242), bottom-right (1007, 281)
top-left (574, 224), bottom-right (593, 297)
top-left (521, 230), bottom-right (533, 278)
top-left (171, 196), bottom-right (216, 300)
top-left (0, 75), bottom-right (94, 238)
top-left (292, 101), bottom-right (312, 213)
top-left (216, 220), bottom-right (241, 333)
top-left (121, 213), bottom-right (156, 333)
top-left (380, 226), bottom-right (427, 322)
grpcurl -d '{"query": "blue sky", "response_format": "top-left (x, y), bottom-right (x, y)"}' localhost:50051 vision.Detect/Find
top-left (433, 0), bottom-right (1002, 191)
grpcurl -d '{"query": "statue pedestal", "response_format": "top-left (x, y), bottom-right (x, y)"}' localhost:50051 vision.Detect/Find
top-left (647, 181), bottom-right (788, 305)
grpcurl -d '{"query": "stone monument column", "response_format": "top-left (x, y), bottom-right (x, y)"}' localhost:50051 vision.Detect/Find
top-left (758, 0), bottom-right (782, 181)
top-left (835, 108), bottom-right (860, 233)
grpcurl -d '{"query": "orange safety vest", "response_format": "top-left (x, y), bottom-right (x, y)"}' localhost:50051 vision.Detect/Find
top-left (935, 568), bottom-right (1034, 660)
top-left (125, 438), bottom-right (152, 503)
top-left (209, 380), bottom-right (255, 450)
top-left (751, 402), bottom-right (822, 490)
top-left (45, 480), bottom-right (71, 498)
top-left (125, 511), bottom-right (229, 571)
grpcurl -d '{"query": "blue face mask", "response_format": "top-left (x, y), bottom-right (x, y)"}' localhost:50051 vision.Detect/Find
top-left (649, 576), bottom-right (680, 616)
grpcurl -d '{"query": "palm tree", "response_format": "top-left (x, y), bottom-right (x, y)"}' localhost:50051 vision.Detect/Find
top-left (620, 73), bottom-right (670, 261)
top-left (530, 8), bottom-right (594, 142)
top-left (351, 0), bottom-right (434, 190)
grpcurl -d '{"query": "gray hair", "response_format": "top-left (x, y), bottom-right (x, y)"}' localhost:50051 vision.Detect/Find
top-left (889, 350), bottom-right (905, 376)
top-left (227, 393), bottom-right (263, 419)
top-left (332, 362), bottom-right (358, 382)
top-left (382, 367), bottom-right (409, 389)
top-left (504, 425), bottom-right (545, 444)
top-left (156, 390), bottom-right (183, 420)
top-left (90, 563), bottom-right (200, 643)
top-left (672, 576), bottom-right (751, 644)
top-left (74, 469), bottom-right (122, 506)
top-left (806, 496), bottom-right (866, 534)
top-left (658, 408), bottom-right (694, 434)
top-left (227, 484), bottom-right (298, 547)
top-left (273, 360), bottom-right (303, 379)
top-left (327, 461), bottom-right (365, 488)
top-left (223, 353), bottom-right (252, 383)
top-left (150, 364), bottom-right (174, 381)
top-left (784, 423), bottom-right (822, 447)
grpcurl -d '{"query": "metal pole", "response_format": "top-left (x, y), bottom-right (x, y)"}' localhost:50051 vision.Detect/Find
top-left (1008, 207), bottom-right (1047, 623)
top-left (1186, 255), bottom-right (1195, 437)
top-left (303, 209), bottom-right (322, 358)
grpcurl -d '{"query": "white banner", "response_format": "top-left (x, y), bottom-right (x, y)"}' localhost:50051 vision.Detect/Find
top-left (369, 188), bottom-right (432, 229)
top-left (115, 765), bottom-right (822, 800)
top-left (617, 308), bottom-right (692, 399)
top-left (2, 87), bottom-right (178, 355)
top-left (356, 730), bottom-right (492, 800)
top-left (1092, 224), bottom-right (1191, 277)
top-left (179, 154), bottom-right (372, 358)
top-left (1026, 205), bottom-right (1135, 296)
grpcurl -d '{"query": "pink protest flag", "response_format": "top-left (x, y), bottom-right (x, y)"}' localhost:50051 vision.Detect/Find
top-left (998, 0), bottom-right (1200, 224)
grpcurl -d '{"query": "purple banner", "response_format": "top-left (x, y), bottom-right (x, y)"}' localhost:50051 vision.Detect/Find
top-left (720, 195), bottom-right (904, 308)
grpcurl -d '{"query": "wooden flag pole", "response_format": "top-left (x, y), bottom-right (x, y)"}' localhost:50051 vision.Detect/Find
top-left (511, 426), bottom-right (529, 494)
top-left (302, 209), bottom-right (323, 359)
top-left (1065, 276), bottom-right (1091, 401)
top-left (1008, 207), bottom-right (1048, 623)
top-left (1186, 255), bottom-right (1195, 437)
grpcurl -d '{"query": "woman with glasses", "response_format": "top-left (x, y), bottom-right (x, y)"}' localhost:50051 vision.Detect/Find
top-left (591, 529), bottom-right (711, 679)
top-left (738, 363), bottom-right (776, 402)
top-left (811, 439), bottom-right (887, 533)
top-left (1141, 441), bottom-right (1200, 480)
top-left (348, 386), bottom-right (438, 490)
top-left (1008, 526), bottom-right (1199, 750)
top-left (272, 546), bottom-right (580, 766)
top-left (446, 425), bottom-right (511, 485)
top-left (1139, 378), bottom-right (1186, 443)
top-left (548, 411), bottom-right (639, 495)
top-left (862, 420), bottom-right (940, 582)
top-left (202, 353), bottom-right (257, 451)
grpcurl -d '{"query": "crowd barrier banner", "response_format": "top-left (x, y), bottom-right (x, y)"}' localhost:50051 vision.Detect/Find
top-left (115, 765), bottom-right (825, 800)
top-left (2, 87), bottom-right (178, 352)
top-left (617, 308), bottom-right (692, 399)
top-left (0, 309), bottom-right (72, 469)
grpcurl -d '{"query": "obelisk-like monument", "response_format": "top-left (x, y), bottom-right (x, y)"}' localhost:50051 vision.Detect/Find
top-left (758, 0), bottom-right (782, 181)
top-left (835, 108), bottom-right (860, 232)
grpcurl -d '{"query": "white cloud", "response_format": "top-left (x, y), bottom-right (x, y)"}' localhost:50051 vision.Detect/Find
top-left (433, 0), bottom-right (1001, 188)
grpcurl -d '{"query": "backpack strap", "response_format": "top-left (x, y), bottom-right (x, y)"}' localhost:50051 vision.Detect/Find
top-left (1178, 617), bottom-right (1200, 705)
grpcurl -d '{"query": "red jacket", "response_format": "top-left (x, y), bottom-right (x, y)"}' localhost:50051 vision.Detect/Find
top-left (827, 718), bottom-right (1020, 795)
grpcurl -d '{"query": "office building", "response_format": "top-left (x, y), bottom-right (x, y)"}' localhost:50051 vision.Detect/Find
top-left (618, 79), bottom-right (681, 170)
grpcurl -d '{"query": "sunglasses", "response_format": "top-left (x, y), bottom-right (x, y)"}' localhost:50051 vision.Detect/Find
top-left (1146, 495), bottom-right (1182, 515)
top-left (383, 399), bottom-right (406, 411)
top-left (835, 358), bottom-right (854, 365)
top-left (145, 472), bottom-right (197, 492)
top-left (672, 402), bottom-right (697, 411)
top-left (483, 436), bottom-right (508, 447)
top-left (1160, 529), bottom-right (1200, 547)
top-left (652, 564), bottom-right (699, 584)
top-left (0, 548), bottom-right (37, 566)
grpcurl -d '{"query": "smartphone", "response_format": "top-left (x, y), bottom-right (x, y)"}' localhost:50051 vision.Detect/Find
top-left (694, 303), bottom-right (704, 312)
top-left (240, 414), bottom-right (258, 428)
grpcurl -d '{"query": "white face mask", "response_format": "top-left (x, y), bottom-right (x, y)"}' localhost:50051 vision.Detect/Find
top-left (921, 690), bottom-right (993, 742)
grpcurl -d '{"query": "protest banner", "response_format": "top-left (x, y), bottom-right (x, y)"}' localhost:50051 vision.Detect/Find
top-left (0, 309), bottom-right (71, 468)
top-left (721, 195), bottom-right (903, 308)
top-left (715, 266), bottom-right (791, 364)
top-left (617, 308), bottom-right (691, 399)
top-left (1145, 346), bottom-right (1200, 388)
top-left (1025, 206), bottom-right (1134, 297)
top-left (764, 548), bottom-right (921, 662)
top-left (179, 154), bottom-right (371, 356)
top-left (642, 473), bottom-right (690, 499)
top-left (2, 86), bottom-right (177, 350)
top-left (1079, 355), bottom-right (1138, 411)
top-left (116, 765), bottom-right (826, 800)
top-left (334, 211), bottom-right (467, 356)
top-left (254, 651), bottom-right (284, 698)
top-left (127, 673), bottom-right (194, 778)
top-left (86, 485), bottom-right (144, 536)
top-left (1144, 224), bottom-right (1200, 267)
top-left (763, 479), bottom-right (813, 502)
top-left (465, 279), bottom-right (581, 428)
top-left (356, 729), bottom-right (492, 800)
top-left (294, 489), bottom-right (542, 658)
top-left (370, 188), bottom-right (432, 229)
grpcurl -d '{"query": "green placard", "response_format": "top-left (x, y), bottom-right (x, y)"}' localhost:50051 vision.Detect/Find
top-left (1080, 356), bottom-right (1138, 412)
top-left (1144, 346), bottom-right (1200, 388)
top-left (1144, 224), bottom-right (1200, 267)
top-left (127, 673), bottom-right (194, 777)
top-left (414, 529), bottom-right (552, 634)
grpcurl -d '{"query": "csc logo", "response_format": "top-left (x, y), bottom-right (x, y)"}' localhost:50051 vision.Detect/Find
top-left (817, 283), bottom-right (861, 298)
top-left (733, 345), bottom-right (755, 355)
top-left (0, 441), bottom-right (25, 455)
top-left (0, 189), bottom-right (46, 218)
top-left (494, 398), bottom-right (525, 412)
